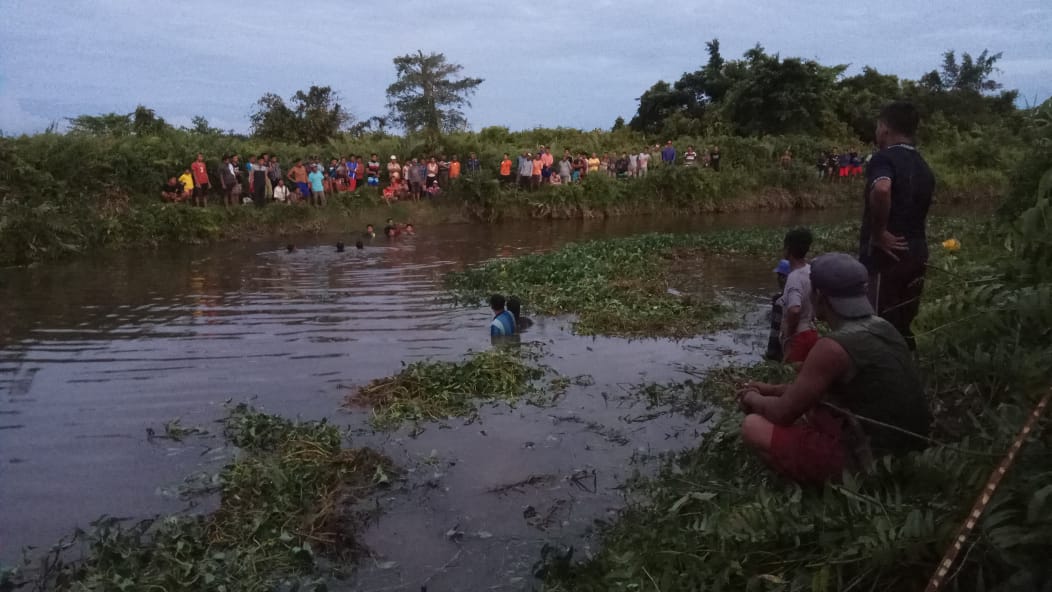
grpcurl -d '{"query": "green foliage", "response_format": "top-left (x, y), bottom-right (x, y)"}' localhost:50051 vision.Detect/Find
top-left (386, 50), bottom-right (483, 144)
top-left (249, 85), bottom-right (353, 145)
top-left (544, 176), bottom-right (1052, 592)
top-left (347, 346), bottom-right (551, 429)
top-left (446, 217), bottom-right (972, 338)
top-left (629, 41), bottom-right (1029, 144)
top-left (10, 405), bottom-right (392, 592)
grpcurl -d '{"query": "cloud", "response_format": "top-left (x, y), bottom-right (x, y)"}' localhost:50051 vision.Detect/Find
top-left (0, 0), bottom-right (1049, 134)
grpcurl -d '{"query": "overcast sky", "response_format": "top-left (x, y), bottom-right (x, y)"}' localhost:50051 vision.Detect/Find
top-left (1, 0), bottom-right (1050, 135)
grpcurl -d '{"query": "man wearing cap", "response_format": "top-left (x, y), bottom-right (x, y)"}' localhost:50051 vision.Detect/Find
top-left (387, 155), bottom-right (401, 183)
top-left (860, 101), bottom-right (935, 350)
top-left (738, 253), bottom-right (931, 484)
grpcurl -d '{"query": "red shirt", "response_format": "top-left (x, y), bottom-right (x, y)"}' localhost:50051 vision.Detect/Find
top-left (191, 161), bottom-right (209, 185)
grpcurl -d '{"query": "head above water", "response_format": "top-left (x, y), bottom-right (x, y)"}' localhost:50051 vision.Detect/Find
top-left (811, 253), bottom-right (874, 320)
top-left (366, 224), bottom-right (374, 231)
top-left (336, 241), bottom-right (345, 252)
top-left (783, 228), bottom-right (813, 261)
top-left (876, 101), bottom-right (920, 148)
top-left (286, 244), bottom-right (295, 253)
top-left (507, 295), bottom-right (522, 321)
top-left (355, 240), bottom-right (364, 249)
top-left (489, 294), bottom-right (506, 312)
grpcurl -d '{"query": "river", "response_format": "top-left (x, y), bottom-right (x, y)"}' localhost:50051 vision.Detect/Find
top-left (0, 207), bottom-right (943, 589)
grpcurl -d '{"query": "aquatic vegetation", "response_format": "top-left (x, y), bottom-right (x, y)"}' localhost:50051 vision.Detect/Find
top-left (347, 346), bottom-right (560, 429)
top-left (445, 218), bottom-right (972, 337)
top-left (8, 404), bottom-right (392, 592)
top-left (542, 182), bottom-right (1052, 591)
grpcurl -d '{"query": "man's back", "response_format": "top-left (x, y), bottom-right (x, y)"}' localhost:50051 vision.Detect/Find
top-left (490, 310), bottom-right (516, 337)
top-left (859, 145), bottom-right (935, 267)
top-left (825, 315), bottom-right (930, 455)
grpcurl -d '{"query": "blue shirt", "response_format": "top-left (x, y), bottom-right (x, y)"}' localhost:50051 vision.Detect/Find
top-left (661, 146), bottom-right (676, 163)
top-left (490, 310), bottom-right (516, 337)
top-left (308, 171), bottom-right (325, 192)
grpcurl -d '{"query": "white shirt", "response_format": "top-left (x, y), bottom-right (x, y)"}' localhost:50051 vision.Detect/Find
top-left (780, 263), bottom-right (815, 343)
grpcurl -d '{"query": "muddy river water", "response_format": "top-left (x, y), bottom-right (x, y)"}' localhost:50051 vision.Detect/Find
top-left (0, 208), bottom-right (943, 589)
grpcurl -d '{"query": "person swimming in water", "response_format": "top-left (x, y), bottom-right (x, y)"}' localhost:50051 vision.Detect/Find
top-left (336, 241), bottom-right (345, 253)
top-left (507, 296), bottom-right (533, 331)
top-left (355, 240), bottom-right (364, 250)
top-left (364, 224), bottom-right (376, 239)
top-left (286, 244), bottom-right (295, 253)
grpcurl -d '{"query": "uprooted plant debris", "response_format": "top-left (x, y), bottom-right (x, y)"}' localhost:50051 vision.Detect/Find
top-left (6, 404), bottom-right (393, 592)
top-left (346, 344), bottom-right (568, 430)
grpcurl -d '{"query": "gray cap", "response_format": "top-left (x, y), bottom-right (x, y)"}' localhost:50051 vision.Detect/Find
top-left (810, 253), bottom-right (874, 318)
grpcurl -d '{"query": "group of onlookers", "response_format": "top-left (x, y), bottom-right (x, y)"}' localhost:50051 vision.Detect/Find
top-left (159, 141), bottom-right (735, 206)
top-left (817, 148), bottom-right (866, 181)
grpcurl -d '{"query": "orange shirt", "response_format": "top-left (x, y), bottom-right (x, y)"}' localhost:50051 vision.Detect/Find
top-left (449, 161), bottom-right (461, 178)
top-left (500, 159), bottom-right (512, 176)
top-left (531, 159), bottom-right (542, 175)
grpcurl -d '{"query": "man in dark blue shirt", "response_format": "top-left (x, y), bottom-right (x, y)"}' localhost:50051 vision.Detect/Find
top-left (661, 140), bottom-right (677, 165)
top-left (859, 102), bottom-right (935, 349)
top-left (466, 152), bottom-right (481, 173)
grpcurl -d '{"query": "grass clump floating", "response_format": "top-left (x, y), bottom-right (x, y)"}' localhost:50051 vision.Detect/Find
top-left (347, 346), bottom-right (567, 430)
top-left (8, 404), bottom-right (392, 592)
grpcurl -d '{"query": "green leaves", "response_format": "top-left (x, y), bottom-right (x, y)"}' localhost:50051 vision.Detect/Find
top-left (348, 346), bottom-right (553, 429)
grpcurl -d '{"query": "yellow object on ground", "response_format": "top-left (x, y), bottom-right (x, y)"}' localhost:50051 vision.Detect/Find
top-left (942, 238), bottom-right (961, 252)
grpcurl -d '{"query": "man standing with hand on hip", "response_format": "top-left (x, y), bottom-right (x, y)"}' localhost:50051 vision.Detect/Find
top-left (860, 102), bottom-right (935, 350)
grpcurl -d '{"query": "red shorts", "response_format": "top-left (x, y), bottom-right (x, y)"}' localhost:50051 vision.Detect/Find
top-left (851, 166), bottom-right (863, 176)
top-left (770, 407), bottom-right (846, 484)
top-left (784, 329), bottom-right (819, 364)
top-left (839, 166), bottom-right (850, 177)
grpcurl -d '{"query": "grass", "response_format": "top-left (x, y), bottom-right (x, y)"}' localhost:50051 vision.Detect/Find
top-left (345, 346), bottom-right (562, 430)
top-left (540, 195), bottom-right (1052, 591)
top-left (445, 217), bottom-right (976, 338)
top-left (7, 404), bottom-right (392, 592)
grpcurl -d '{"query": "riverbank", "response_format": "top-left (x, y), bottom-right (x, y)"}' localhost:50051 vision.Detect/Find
top-left (540, 187), bottom-right (1052, 590)
top-left (0, 171), bottom-right (1000, 267)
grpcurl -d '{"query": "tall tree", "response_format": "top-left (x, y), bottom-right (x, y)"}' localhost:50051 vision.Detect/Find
top-left (386, 51), bottom-right (483, 143)
top-left (291, 86), bottom-right (352, 144)
top-left (249, 86), bottom-right (351, 144)
top-left (921, 49), bottom-right (1004, 94)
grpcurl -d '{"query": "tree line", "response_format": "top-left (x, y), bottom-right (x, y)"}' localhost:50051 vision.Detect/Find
top-left (65, 51), bottom-right (483, 148)
top-left (629, 40), bottom-right (1020, 143)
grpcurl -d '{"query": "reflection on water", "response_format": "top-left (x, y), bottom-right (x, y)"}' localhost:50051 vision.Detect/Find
top-left (0, 208), bottom-right (867, 585)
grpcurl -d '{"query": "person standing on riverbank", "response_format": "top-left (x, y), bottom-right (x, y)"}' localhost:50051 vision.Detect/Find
top-left (661, 140), bottom-right (676, 165)
top-left (709, 146), bottom-right (722, 171)
top-left (288, 159), bottom-right (309, 199)
top-left (308, 164), bottom-right (326, 206)
top-left (860, 101), bottom-right (935, 350)
top-left (780, 228), bottom-right (817, 365)
top-left (638, 148), bottom-right (650, 176)
top-left (765, 260), bottom-right (791, 361)
top-left (558, 154), bottom-right (572, 184)
top-left (252, 155), bottom-right (268, 208)
top-left (449, 155), bottom-right (461, 181)
top-left (499, 153), bottom-right (513, 184)
top-left (518, 152), bottom-right (533, 188)
top-left (684, 145), bottom-right (698, 167)
top-left (467, 152), bottom-right (481, 174)
top-left (219, 155), bottom-right (237, 207)
top-left (190, 153), bottom-right (210, 207)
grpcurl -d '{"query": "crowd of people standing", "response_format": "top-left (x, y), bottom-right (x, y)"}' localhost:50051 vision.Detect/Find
top-left (160, 139), bottom-right (874, 207)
